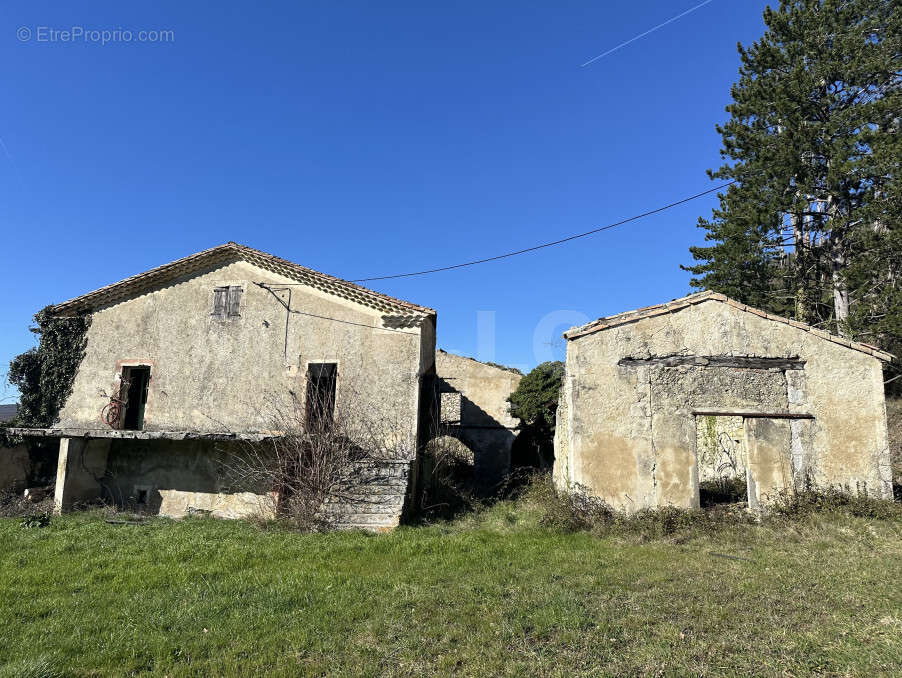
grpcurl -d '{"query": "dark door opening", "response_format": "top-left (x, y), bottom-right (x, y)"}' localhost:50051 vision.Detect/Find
top-left (121, 366), bottom-right (151, 430)
top-left (306, 363), bottom-right (337, 431)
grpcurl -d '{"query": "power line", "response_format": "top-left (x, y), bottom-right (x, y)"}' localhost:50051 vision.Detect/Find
top-left (254, 282), bottom-right (421, 336)
top-left (351, 179), bottom-right (736, 282)
top-left (286, 307), bottom-right (419, 335)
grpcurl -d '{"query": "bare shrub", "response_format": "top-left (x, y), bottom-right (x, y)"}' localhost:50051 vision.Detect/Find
top-left (220, 382), bottom-right (415, 531)
top-left (525, 474), bottom-right (900, 541)
top-left (525, 475), bottom-right (756, 537)
top-left (528, 476), bottom-right (615, 532)
top-left (418, 435), bottom-right (481, 521)
top-left (769, 484), bottom-right (902, 520)
top-left (0, 488), bottom-right (54, 518)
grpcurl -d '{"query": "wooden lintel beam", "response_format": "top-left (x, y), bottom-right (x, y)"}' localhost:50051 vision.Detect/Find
top-left (692, 410), bottom-right (815, 420)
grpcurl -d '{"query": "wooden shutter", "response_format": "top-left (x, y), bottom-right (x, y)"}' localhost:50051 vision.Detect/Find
top-left (228, 286), bottom-right (242, 317)
top-left (212, 287), bottom-right (228, 318)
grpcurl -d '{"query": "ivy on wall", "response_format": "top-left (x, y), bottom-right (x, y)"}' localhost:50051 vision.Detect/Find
top-left (2, 307), bottom-right (91, 445)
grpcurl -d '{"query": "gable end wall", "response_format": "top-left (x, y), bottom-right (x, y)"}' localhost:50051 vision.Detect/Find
top-left (556, 300), bottom-right (891, 510)
top-left (57, 259), bottom-right (429, 455)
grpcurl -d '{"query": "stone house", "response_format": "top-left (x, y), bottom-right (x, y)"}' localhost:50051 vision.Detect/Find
top-left (433, 350), bottom-right (522, 489)
top-left (554, 291), bottom-right (894, 511)
top-left (14, 243), bottom-right (436, 529)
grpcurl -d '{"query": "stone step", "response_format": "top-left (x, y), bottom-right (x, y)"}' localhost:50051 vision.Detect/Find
top-left (333, 485), bottom-right (408, 497)
top-left (323, 494), bottom-right (404, 507)
top-left (330, 512), bottom-right (402, 528)
top-left (340, 468), bottom-right (410, 483)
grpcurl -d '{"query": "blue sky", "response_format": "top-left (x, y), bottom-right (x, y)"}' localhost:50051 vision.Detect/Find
top-left (0, 1), bottom-right (769, 399)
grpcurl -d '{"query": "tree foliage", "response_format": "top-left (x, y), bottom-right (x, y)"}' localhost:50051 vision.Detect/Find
top-left (684, 0), bottom-right (901, 385)
top-left (508, 361), bottom-right (565, 429)
top-left (6, 307), bottom-right (91, 429)
top-left (508, 361), bottom-right (564, 469)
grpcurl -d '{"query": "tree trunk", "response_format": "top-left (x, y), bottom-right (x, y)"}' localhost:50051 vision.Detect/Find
top-left (831, 242), bottom-right (850, 337)
top-left (826, 196), bottom-right (850, 338)
top-left (792, 212), bottom-right (812, 324)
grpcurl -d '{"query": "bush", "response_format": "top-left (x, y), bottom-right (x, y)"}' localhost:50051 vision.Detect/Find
top-left (221, 388), bottom-right (415, 532)
top-left (522, 475), bottom-right (901, 540)
top-left (19, 512), bottom-right (51, 529)
top-left (532, 479), bottom-right (614, 532)
top-left (525, 475), bottom-right (753, 537)
top-left (769, 486), bottom-right (902, 520)
top-left (417, 436), bottom-right (482, 522)
top-left (699, 477), bottom-right (748, 507)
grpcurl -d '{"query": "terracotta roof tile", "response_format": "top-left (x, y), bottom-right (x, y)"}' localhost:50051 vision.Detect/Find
top-left (50, 242), bottom-right (435, 318)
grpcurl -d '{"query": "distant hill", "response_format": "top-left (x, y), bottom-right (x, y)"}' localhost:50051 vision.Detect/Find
top-left (0, 404), bottom-right (18, 423)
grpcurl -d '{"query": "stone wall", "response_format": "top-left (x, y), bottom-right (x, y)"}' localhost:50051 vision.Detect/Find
top-left (48, 437), bottom-right (412, 530)
top-left (57, 258), bottom-right (432, 458)
top-left (434, 350), bottom-right (522, 489)
top-left (555, 298), bottom-right (892, 511)
top-left (0, 444), bottom-right (30, 493)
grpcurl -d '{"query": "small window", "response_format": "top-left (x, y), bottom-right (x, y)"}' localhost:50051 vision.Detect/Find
top-left (306, 363), bottom-right (337, 431)
top-left (212, 286), bottom-right (242, 319)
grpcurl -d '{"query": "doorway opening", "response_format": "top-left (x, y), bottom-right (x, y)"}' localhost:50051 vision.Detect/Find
top-left (306, 363), bottom-right (337, 431)
top-left (695, 415), bottom-right (748, 507)
top-left (120, 366), bottom-right (151, 430)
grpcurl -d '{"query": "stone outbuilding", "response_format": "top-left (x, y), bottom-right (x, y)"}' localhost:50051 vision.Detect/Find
top-left (433, 350), bottom-right (522, 489)
top-left (554, 291), bottom-right (894, 511)
top-left (12, 243), bottom-right (437, 529)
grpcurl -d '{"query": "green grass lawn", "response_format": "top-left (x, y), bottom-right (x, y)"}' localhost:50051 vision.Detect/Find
top-left (1, 497), bottom-right (901, 677)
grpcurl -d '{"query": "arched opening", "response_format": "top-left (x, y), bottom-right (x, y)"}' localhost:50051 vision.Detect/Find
top-left (420, 435), bottom-right (477, 519)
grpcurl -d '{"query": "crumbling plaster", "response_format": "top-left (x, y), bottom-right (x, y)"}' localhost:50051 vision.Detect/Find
top-left (555, 299), bottom-right (892, 511)
top-left (57, 258), bottom-right (434, 457)
top-left (43, 256), bottom-right (434, 529)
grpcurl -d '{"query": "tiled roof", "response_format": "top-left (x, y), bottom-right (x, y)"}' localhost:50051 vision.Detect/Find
top-left (564, 291), bottom-right (894, 362)
top-left (50, 242), bottom-right (435, 318)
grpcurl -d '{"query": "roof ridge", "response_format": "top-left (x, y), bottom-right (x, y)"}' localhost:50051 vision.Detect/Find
top-left (50, 242), bottom-right (435, 317)
top-left (564, 291), bottom-right (894, 362)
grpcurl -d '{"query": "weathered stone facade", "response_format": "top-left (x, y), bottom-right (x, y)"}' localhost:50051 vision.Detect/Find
top-left (434, 350), bottom-right (522, 489)
top-left (14, 243), bottom-right (436, 529)
top-left (554, 292), bottom-right (893, 511)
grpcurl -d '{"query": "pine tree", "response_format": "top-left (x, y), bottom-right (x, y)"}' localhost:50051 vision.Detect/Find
top-left (685, 0), bottom-right (901, 352)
